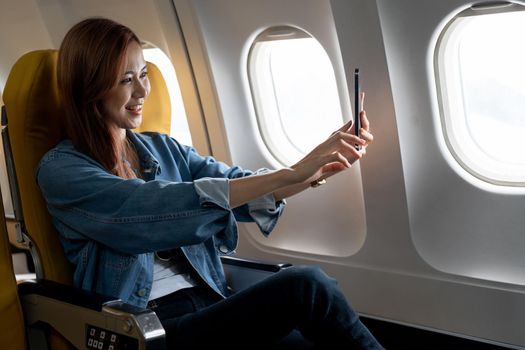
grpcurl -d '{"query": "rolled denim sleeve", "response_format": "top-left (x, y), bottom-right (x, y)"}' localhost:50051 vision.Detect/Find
top-left (193, 177), bottom-right (230, 209)
top-left (193, 173), bottom-right (285, 236)
top-left (182, 145), bottom-right (285, 235)
top-left (244, 169), bottom-right (286, 236)
top-left (247, 193), bottom-right (285, 236)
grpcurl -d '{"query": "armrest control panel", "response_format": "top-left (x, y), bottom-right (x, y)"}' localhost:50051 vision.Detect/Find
top-left (86, 324), bottom-right (138, 350)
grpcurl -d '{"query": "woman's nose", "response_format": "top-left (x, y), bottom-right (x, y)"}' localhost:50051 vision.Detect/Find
top-left (133, 78), bottom-right (147, 98)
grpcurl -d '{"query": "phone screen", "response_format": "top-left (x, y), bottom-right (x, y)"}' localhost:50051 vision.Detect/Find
top-left (354, 68), bottom-right (361, 150)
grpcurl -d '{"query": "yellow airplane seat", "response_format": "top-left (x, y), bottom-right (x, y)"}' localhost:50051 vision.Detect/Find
top-left (0, 188), bottom-right (26, 350)
top-left (2, 49), bottom-right (70, 285)
top-left (1, 49), bottom-right (172, 349)
top-left (137, 59), bottom-right (172, 135)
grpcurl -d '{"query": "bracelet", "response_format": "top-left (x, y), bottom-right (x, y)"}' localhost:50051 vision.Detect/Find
top-left (310, 178), bottom-right (327, 188)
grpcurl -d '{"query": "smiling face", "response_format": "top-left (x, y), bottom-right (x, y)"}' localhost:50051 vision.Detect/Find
top-left (102, 40), bottom-right (150, 138)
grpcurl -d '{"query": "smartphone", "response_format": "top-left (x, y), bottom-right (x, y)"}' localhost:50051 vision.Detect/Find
top-left (354, 68), bottom-right (361, 150)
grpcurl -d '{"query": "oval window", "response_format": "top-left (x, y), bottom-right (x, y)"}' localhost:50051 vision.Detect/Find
top-left (248, 26), bottom-right (343, 165)
top-left (435, 3), bottom-right (525, 186)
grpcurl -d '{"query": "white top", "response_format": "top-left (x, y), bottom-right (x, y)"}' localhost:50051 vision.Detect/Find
top-left (148, 249), bottom-right (200, 301)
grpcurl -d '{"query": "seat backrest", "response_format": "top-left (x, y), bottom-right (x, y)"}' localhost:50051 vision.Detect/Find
top-left (0, 187), bottom-right (26, 350)
top-left (1, 49), bottom-right (172, 285)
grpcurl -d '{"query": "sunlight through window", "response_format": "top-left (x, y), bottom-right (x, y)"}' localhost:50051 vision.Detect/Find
top-left (249, 27), bottom-right (343, 165)
top-left (436, 7), bottom-right (525, 186)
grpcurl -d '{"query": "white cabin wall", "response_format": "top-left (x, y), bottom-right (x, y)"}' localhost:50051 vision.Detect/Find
top-left (175, 0), bottom-right (525, 348)
top-left (371, 0), bottom-right (525, 346)
top-left (376, 0), bottom-right (525, 295)
top-left (0, 0), bottom-right (54, 100)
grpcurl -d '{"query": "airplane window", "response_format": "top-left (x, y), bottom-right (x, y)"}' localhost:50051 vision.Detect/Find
top-left (142, 46), bottom-right (192, 146)
top-left (436, 5), bottom-right (525, 186)
top-left (248, 27), bottom-right (343, 166)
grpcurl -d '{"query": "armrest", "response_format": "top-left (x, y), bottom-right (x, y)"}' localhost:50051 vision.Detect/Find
top-left (221, 255), bottom-right (292, 293)
top-left (19, 279), bottom-right (165, 350)
top-left (18, 279), bottom-right (115, 312)
top-left (220, 255), bottom-right (291, 272)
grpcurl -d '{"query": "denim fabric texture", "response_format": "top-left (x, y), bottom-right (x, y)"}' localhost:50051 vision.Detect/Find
top-left (36, 131), bottom-right (285, 308)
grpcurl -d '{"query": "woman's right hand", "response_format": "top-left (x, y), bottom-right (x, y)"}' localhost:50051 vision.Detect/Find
top-left (289, 92), bottom-right (373, 186)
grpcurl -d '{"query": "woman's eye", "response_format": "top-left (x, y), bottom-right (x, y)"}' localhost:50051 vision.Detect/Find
top-left (140, 71), bottom-right (148, 78)
top-left (120, 77), bottom-right (132, 84)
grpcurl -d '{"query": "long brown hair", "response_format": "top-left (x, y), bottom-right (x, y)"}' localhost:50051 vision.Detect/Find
top-left (57, 17), bottom-right (140, 179)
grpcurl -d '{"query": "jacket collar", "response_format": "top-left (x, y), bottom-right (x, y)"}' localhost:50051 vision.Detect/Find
top-left (126, 130), bottom-right (161, 178)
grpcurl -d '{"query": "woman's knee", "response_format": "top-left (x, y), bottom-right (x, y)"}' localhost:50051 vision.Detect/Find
top-left (283, 265), bottom-right (337, 290)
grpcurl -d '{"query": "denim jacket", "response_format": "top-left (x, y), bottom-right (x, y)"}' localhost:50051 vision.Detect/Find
top-left (36, 131), bottom-right (285, 308)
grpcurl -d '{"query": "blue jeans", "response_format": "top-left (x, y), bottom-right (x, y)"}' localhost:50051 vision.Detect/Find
top-left (149, 265), bottom-right (384, 349)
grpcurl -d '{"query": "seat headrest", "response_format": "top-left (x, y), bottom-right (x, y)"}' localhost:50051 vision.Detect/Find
top-left (139, 61), bottom-right (172, 135)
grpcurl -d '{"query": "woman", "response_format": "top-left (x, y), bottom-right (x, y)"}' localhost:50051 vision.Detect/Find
top-left (37, 17), bottom-right (383, 349)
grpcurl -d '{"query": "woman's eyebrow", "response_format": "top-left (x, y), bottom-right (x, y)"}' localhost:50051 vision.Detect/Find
top-left (123, 65), bottom-right (148, 75)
